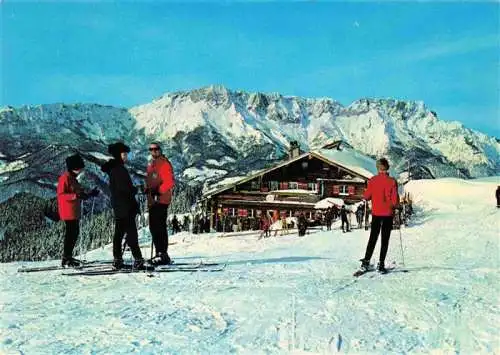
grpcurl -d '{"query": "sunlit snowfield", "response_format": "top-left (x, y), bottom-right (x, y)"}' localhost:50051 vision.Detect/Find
top-left (1, 177), bottom-right (499, 354)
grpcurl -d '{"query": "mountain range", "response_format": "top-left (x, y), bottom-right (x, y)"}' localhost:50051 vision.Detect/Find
top-left (1, 85), bottom-right (499, 211)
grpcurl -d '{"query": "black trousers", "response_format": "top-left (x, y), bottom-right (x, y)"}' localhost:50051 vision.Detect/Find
top-left (341, 217), bottom-right (349, 231)
top-left (113, 214), bottom-right (143, 260)
top-left (364, 216), bottom-right (393, 265)
top-left (149, 203), bottom-right (169, 255)
top-left (63, 220), bottom-right (79, 259)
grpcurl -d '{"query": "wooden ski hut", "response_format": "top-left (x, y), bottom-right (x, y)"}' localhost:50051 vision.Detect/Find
top-left (201, 141), bottom-right (380, 231)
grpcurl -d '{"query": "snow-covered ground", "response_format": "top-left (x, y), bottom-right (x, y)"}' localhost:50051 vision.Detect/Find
top-left (1, 178), bottom-right (499, 354)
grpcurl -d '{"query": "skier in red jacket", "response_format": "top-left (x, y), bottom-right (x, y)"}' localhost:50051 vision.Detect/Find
top-left (57, 154), bottom-right (99, 267)
top-left (359, 158), bottom-right (399, 273)
top-left (145, 142), bottom-right (175, 265)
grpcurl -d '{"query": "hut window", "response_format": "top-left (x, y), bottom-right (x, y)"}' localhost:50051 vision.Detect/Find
top-left (339, 185), bottom-right (349, 196)
top-left (269, 181), bottom-right (279, 191)
top-left (308, 182), bottom-right (318, 192)
top-left (251, 181), bottom-right (260, 190)
top-left (289, 182), bottom-right (298, 189)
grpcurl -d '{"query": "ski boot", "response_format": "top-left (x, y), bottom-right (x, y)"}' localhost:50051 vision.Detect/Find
top-left (377, 262), bottom-right (388, 274)
top-left (149, 252), bottom-right (171, 266)
top-left (113, 258), bottom-right (124, 270)
top-left (61, 257), bottom-right (81, 268)
top-left (133, 258), bottom-right (146, 270)
top-left (359, 259), bottom-right (371, 272)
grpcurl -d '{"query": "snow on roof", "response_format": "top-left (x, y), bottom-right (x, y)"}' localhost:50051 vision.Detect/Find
top-left (313, 147), bottom-right (378, 179)
top-left (203, 175), bottom-right (248, 196)
top-left (314, 197), bottom-right (344, 209)
top-left (203, 153), bottom-right (309, 197)
top-left (203, 143), bottom-right (383, 198)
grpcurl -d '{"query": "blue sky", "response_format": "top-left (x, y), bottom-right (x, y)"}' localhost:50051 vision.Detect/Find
top-left (1, 1), bottom-right (499, 136)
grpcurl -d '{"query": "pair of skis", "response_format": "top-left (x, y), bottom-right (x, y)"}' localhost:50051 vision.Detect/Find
top-left (17, 259), bottom-right (109, 273)
top-left (352, 264), bottom-right (408, 277)
top-left (63, 262), bottom-right (226, 276)
top-left (17, 260), bottom-right (225, 275)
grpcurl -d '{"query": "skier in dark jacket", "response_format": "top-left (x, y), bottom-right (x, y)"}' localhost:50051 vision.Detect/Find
top-left (171, 215), bottom-right (181, 234)
top-left (340, 205), bottom-right (350, 232)
top-left (101, 142), bottom-right (144, 270)
top-left (183, 215), bottom-right (190, 231)
top-left (298, 213), bottom-right (307, 236)
top-left (325, 207), bottom-right (333, 231)
top-left (356, 204), bottom-right (364, 229)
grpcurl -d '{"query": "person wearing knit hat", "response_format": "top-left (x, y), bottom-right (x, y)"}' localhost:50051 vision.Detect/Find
top-left (108, 142), bottom-right (130, 159)
top-left (358, 157), bottom-right (399, 274)
top-left (65, 154), bottom-right (85, 171)
top-left (57, 153), bottom-right (99, 267)
top-left (101, 142), bottom-right (145, 270)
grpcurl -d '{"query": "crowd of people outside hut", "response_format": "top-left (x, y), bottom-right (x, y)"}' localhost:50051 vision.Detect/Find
top-left (161, 192), bottom-right (414, 240)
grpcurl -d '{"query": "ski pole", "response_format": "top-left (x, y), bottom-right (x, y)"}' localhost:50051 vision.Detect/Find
top-left (398, 226), bottom-right (405, 266)
top-left (149, 205), bottom-right (154, 262)
top-left (78, 200), bottom-right (84, 260)
top-left (83, 198), bottom-right (95, 262)
top-left (121, 239), bottom-right (128, 258)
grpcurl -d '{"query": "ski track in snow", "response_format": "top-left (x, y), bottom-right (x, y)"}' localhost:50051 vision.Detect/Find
top-left (1, 178), bottom-right (499, 354)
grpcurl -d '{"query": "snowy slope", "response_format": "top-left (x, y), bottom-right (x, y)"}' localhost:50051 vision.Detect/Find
top-left (1, 177), bottom-right (498, 354)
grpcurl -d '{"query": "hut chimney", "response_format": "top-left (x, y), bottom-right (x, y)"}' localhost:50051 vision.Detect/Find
top-left (288, 141), bottom-right (301, 159)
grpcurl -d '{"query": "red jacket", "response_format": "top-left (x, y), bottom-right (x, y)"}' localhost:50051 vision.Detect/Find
top-left (363, 172), bottom-right (399, 217)
top-left (57, 171), bottom-right (84, 220)
top-left (146, 156), bottom-right (175, 206)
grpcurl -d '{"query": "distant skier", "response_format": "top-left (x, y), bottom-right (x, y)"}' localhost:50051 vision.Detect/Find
top-left (145, 142), bottom-right (175, 265)
top-left (356, 204), bottom-right (364, 229)
top-left (340, 205), bottom-right (350, 233)
top-left (359, 158), bottom-right (399, 273)
top-left (198, 215), bottom-right (205, 234)
top-left (171, 215), bottom-right (181, 234)
top-left (193, 214), bottom-right (200, 234)
top-left (258, 214), bottom-right (270, 239)
top-left (298, 213), bottom-right (307, 236)
top-left (183, 215), bottom-right (190, 232)
top-left (496, 186), bottom-right (500, 208)
top-left (57, 154), bottom-right (99, 267)
top-left (204, 215), bottom-right (211, 233)
top-left (280, 214), bottom-right (289, 235)
top-left (101, 142), bottom-right (144, 270)
top-left (332, 205), bottom-right (339, 220)
top-left (325, 207), bottom-right (333, 231)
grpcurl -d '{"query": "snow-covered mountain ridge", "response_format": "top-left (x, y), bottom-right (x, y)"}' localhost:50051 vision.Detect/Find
top-left (131, 86), bottom-right (499, 178)
top-left (0, 85), bottom-right (498, 206)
